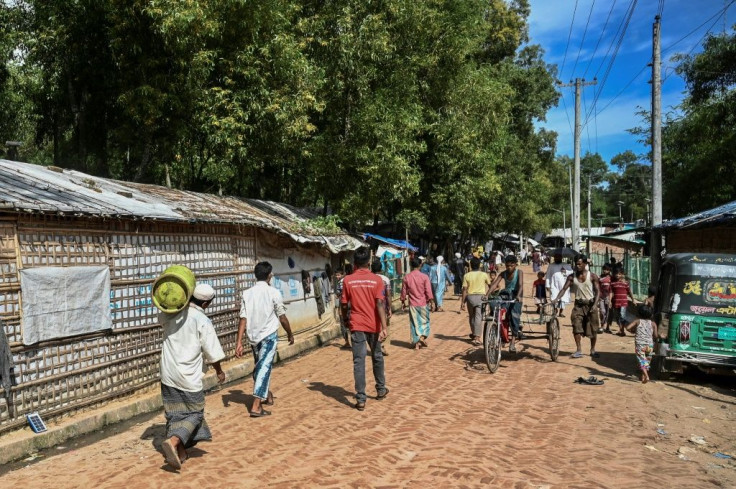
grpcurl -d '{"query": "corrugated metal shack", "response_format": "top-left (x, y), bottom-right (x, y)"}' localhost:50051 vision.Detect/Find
top-left (0, 159), bottom-right (363, 434)
top-left (656, 200), bottom-right (736, 253)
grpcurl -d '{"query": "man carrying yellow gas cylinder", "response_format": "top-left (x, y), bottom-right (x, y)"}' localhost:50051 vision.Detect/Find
top-left (151, 266), bottom-right (226, 470)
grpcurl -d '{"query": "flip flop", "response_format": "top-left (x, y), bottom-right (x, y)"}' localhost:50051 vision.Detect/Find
top-left (571, 351), bottom-right (583, 358)
top-left (264, 394), bottom-right (275, 406)
top-left (161, 439), bottom-right (181, 469)
top-left (249, 408), bottom-right (272, 418)
top-left (575, 376), bottom-right (604, 385)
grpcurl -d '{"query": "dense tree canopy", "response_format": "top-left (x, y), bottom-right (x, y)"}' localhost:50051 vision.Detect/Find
top-left (1, 0), bottom-right (560, 240)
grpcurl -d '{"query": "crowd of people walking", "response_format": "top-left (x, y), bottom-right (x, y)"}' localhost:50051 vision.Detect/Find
top-left (156, 246), bottom-right (655, 470)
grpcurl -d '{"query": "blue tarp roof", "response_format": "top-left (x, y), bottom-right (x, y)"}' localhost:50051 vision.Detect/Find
top-left (362, 232), bottom-right (418, 251)
top-left (655, 200), bottom-right (736, 230)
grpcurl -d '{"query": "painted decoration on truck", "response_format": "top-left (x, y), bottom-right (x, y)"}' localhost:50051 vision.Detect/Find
top-left (703, 280), bottom-right (736, 305)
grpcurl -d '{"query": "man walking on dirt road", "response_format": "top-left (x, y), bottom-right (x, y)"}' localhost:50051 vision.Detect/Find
top-left (341, 247), bottom-right (389, 411)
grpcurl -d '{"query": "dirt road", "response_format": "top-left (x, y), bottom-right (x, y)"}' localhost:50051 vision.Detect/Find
top-left (1, 264), bottom-right (734, 488)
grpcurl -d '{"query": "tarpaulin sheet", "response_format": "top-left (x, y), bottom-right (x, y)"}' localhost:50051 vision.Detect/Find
top-left (20, 266), bottom-right (112, 345)
top-left (363, 233), bottom-right (417, 251)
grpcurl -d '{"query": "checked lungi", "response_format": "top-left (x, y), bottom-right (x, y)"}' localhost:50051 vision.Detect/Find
top-left (251, 331), bottom-right (278, 400)
top-left (408, 305), bottom-right (431, 344)
top-left (161, 384), bottom-right (212, 448)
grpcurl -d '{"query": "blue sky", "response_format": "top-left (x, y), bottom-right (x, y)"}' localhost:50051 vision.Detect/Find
top-left (528, 0), bottom-right (736, 165)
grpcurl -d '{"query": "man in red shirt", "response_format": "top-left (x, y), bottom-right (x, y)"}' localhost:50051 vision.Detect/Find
top-left (341, 247), bottom-right (388, 411)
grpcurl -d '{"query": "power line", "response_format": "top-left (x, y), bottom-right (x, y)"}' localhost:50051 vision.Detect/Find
top-left (585, 0), bottom-right (639, 124)
top-left (571, 0), bottom-right (597, 78)
top-left (662, 7), bottom-right (729, 83)
top-left (592, 0), bottom-right (636, 81)
top-left (661, 0), bottom-right (735, 55)
top-left (593, 2), bottom-right (734, 118)
top-left (559, 0), bottom-right (580, 81)
top-left (560, 88), bottom-right (575, 137)
top-left (583, 86), bottom-right (593, 153)
top-left (582, 0), bottom-right (618, 79)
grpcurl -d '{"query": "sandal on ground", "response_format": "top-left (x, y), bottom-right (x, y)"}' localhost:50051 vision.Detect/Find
top-left (471, 339), bottom-right (482, 346)
top-left (249, 408), bottom-right (272, 418)
top-left (161, 439), bottom-right (182, 470)
top-left (376, 388), bottom-right (390, 400)
top-left (264, 393), bottom-right (275, 406)
top-left (571, 351), bottom-right (584, 358)
top-left (575, 376), bottom-right (604, 385)
top-left (355, 401), bottom-right (366, 411)
top-left (590, 351), bottom-right (600, 358)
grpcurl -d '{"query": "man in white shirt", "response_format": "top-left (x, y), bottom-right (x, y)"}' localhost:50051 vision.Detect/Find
top-left (159, 283), bottom-right (226, 470)
top-left (236, 261), bottom-right (294, 418)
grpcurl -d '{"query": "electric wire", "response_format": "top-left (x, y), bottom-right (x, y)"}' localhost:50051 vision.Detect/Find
top-left (559, 0), bottom-right (580, 82)
top-left (560, 88), bottom-right (575, 137)
top-left (585, 0), bottom-right (639, 124)
top-left (593, 0), bottom-right (735, 118)
top-left (582, 0), bottom-right (618, 79)
top-left (661, 0), bottom-right (734, 55)
top-left (583, 86), bottom-right (593, 153)
top-left (571, 0), bottom-right (597, 78)
top-left (592, 0), bottom-right (637, 81)
top-left (663, 5), bottom-right (731, 83)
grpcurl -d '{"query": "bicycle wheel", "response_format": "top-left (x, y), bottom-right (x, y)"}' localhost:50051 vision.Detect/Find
top-left (547, 317), bottom-right (560, 361)
top-left (484, 319), bottom-right (502, 373)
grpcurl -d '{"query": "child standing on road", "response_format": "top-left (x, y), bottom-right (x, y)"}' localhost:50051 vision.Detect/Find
top-left (533, 271), bottom-right (546, 313)
top-left (626, 304), bottom-right (658, 383)
top-left (610, 269), bottom-right (636, 336)
top-left (598, 264), bottom-right (613, 334)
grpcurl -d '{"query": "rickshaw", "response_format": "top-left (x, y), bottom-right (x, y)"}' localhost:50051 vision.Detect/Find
top-left (652, 253), bottom-right (736, 378)
top-left (482, 290), bottom-right (560, 373)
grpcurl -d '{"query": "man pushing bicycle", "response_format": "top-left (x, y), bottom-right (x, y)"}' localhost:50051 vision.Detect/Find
top-left (486, 254), bottom-right (524, 352)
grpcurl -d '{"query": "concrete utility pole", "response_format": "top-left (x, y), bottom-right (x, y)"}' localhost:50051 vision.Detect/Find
top-left (651, 15), bottom-right (663, 280)
top-left (587, 175), bottom-right (592, 256)
top-left (559, 78), bottom-right (597, 251)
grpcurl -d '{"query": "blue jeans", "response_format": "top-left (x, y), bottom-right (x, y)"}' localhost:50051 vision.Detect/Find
top-left (351, 331), bottom-right (386, 403)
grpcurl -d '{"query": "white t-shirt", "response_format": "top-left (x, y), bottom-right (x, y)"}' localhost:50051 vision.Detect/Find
top-left (159, 303), bottom-right (225, 392)
top-left (550, 270), bottom-right (571, 304)
top-left (240, 281), bottom-right (287, 345)
top-left (545, 262), bottom-right (566, 289)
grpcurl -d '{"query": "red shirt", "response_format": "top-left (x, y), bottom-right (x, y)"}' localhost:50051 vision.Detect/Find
top-left (400, 269), bottom-right (433, 307)
top-left (599, 275), bottom-right (611, 299)
top-left (341, 268), bottom-right (385, 333)
top-left (611, 280), bottom-right (631, 308)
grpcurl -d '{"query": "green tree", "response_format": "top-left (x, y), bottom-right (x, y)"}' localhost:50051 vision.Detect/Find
top-left (660, 30), bottom-right (736, 216)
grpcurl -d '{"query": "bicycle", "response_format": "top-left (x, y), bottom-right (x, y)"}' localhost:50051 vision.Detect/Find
top-left (481, 293), bottom-right (561, 374)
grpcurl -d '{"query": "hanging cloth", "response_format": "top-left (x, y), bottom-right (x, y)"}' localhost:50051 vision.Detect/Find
top-left (0, 321), bottom-right (16, 417)
top-left (312, 275), bottom-right (325, 318)
top-left (301, 270), bottom-right (311, 301)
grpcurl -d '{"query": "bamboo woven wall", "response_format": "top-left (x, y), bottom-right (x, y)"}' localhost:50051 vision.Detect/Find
top-left (0, 216), bottom-right (257, 432)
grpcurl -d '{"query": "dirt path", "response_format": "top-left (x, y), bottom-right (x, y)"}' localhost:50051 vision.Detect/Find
top-left (1, 264), bottom-right (734, 488)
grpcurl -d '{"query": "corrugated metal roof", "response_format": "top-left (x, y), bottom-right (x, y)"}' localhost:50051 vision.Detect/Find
top-left (0, 159), bottom-right (364, 253)
top-left (655, 200), bottom-right (736, 230)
